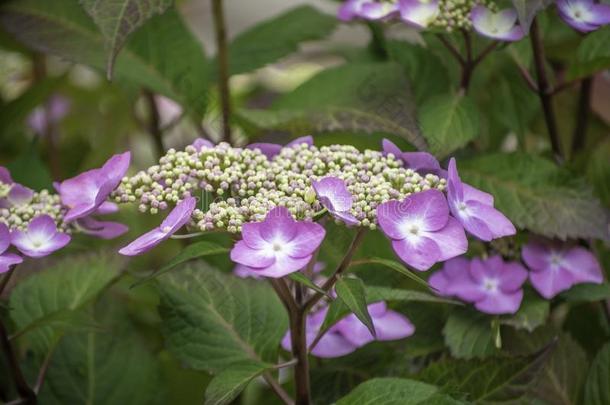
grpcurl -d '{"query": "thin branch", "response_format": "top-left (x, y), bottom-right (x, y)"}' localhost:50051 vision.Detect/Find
top-left (34, 338), bottom-right (61, 394)
top-left (551, 79), bottom-right (579, 95)
top-left (261, 373), bottom-right (294, 405)
top-left (571, 76), bottom-right (593, 155)
top-left (211, 0), bottom-right (232, 143)
top-left (143, 90), bottom-right (164, 158)
top-left (437, 34), bottom-right (465, 66)
top-left (0, 267), bottom-right (16, 296)
top-left (0, 318), bottom-right (36, 403)
top-left (514, 61), bottom-right (539, 92)
top-left (472, 41), bottom-right (499, 67)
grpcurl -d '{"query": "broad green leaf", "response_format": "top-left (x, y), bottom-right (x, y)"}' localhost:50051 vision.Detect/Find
top-left (158, 265), bottom-right (288, 373)
top-left (501, 291), bottom-right (549, 332)
top-left (132, 241), bottom-right (229, 287)
top-left (443, 309), bottom-right (497, 359)
top-left (288, 272), bottom-right (329, 296)
top-left (459, 153), bottom-right (609, 240)
top-left (561, 283), bottom-right (610, 302)
top-left (584, 343), bottom-right (610, 405)
top-left (204, 360), bottom-right (272, 405)
top-left (9, 253), bottom-right (120, 352)
top-left (224, 5), bottom-right (336, 76)
top-left (419, 93), bottom-right (479, 159)
top-left (238, 63), bottom-right (426, 150)
top-left (9, 309), bottom-right (100, 341)
top-left (568, 26), bottom-right (610, 79)
top-left (79, 0), bottom-right (172, 78)
top-left (419, 345), bottom-right (552, 403)
top-left (0, 0), bottom-right (209, 117)
top-left (366, 286), bottom-right (461, 305)
top-left (6, 143), bottom-right (54, 190)
top-left (336, 378), bottom-right (449, 405)
top-left (335, 277), bottom-right (376, 337)
top-left (351, 257), bottom-right (431, 290)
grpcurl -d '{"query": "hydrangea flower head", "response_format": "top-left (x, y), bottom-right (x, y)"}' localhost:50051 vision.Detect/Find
top-left (247, 136), bottom-right (313, 160)
top-left (58, 152), bottom-right (131, 222)
top-left (0, 222), bottom-right (22, 273)
top-left (338, 0), bottom-right (399, 21)
top-left (230, 206), bottom-right (325, 278)
top-left (10, 215), bottom-right (71, 258)
top-left (522, 239), bottom-right (603, 298)
top-left (119, 197), bottom-right (196, 256)
top-left (471, 5), bottom-right (525, 41)
top-left (447, 158), bottom-right (516, 241)
top-left (398, 0), bottom-right (440, 28)
top-left (377, 189), bottom-right (467, 271)
top-left (312, 177), bottom-right (359, 225)
top-left (557, 0), bottom-right (610, 32)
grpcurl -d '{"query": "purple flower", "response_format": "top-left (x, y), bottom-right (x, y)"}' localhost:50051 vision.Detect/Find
top-left (377, 189), bottom-right (468, 271)
top-left (155, 95), bottom-right (182, 127)
top-left (430, 256), bottom-right (527, 314)
top-left (381, 139), bottom-right (444, 177)
top-left (522, 239), bottom-right (603, 299)
top-left (77, 217), bottom-right (128, 240)
top-left (557, 0), bottom-right (610, 32)
top-left (447, 158), bottom-right (516, 242)
top-left (0, 167), bottom-right (13, 184)
top-left (0, 183), bottom-right (34, 208)
top-left (191, 138), bottom-right (214, 151)
top-left (312, 177), bottom-right (359, 225)
top-left (398, 0), bottom-right (440, 28)
top-left (230, 206), bottom-right (325, 278)
top-left (234, 261), bottom-right (325, 279)
top-left (336, 301), bottom-right (415, 346)
top-left (26, 95), bottom-right (70, 136)
top-left (247, 136), bottom-right (313, 160)
top-left (57, 152), bottom-right (131, 222)
top-left (338, 0), bottom-right (399, 21)
top-left (471, 6), bottom-right (525, 42)
top-left (0, 223), bottom-right (22, 273)
top-left (10, 215), bottom-right (71, 258)
top-left (119, 197), bottom-right (196, 256)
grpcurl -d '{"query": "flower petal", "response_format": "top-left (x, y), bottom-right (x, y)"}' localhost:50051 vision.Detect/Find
top-left (249, 254), bottom-right (311, 278)
top-left (425, 217), bottom-right (468, 262)
top-left (391, 236), bottom-right (441, 271)
top-left (474, 290), bottom-right (523, 314)
top-left (259, 206), bottom-right (298, 243)
top-left (286, 222), bottom-right (326, 258)
top-left (78, 217), bottom-right (128, 239)
top-left (0, 252), bottom-right (23, 273)
top-left (563, 247), bottom-right (603, 284)
top-left (230, 240), bottom-right (276, 268)
top-left (529, 267), bottom-right (575, 299)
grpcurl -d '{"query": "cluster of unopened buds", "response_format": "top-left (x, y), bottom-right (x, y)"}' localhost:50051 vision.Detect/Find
top-left (338, 0), bottom-right (610, 39)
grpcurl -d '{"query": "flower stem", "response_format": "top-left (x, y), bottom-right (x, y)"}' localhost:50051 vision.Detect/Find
top-left (571, 76), bottom-right (593, 155)
top-left (143, 90), bottom-right (165, 158)
top-left (0, 318), bottom-right (36, 403)
top-left (529, 18), bottom-right (563, 163)
top-left (289, 309), bottom-right (311, 405)
top-left (211, 0), bottom-right (232, 144)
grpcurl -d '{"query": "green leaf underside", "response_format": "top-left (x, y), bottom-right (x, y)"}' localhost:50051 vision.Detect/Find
top-left (584, 343), bottom-right (610, 405)
top-left (568, 26), bottom-right (610, 79)
top-left (500, 291), bottom-right (549, 332)
top-left (443, 309), bottom-right (497, 359)
top-left (351, 257), bottom-right (431, 290)
top-left (335, 277), bottom-right (376, 338)
top-left (288, 272), bottom-right (328, 296)
top-left (158, 265), bottom-right (288, 373)
top-left (204, 360), bottom-right (272, 405)
top-left (459, 153), bottom-right (609, 240)
top-left (561, 283), bottom-right (610, 302)
top-left (336, 377), bottom-right (455, 405)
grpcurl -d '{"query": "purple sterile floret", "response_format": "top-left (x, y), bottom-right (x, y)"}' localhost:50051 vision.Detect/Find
top-left (335, 301), bottom-right (415, 346)
top-left (191, 138), bottom-right (214, 151)
top-left (0, 222), bottom-right (22, 273)
top-left (247, 136), bottom-right (313, 160)
top-left (0, 183), bottom-right (34, 208)
top-left (557, 0), bottom-right (610, 32)
top-left (447, 158), bottom-right (515, 242)
top-left (398, 0), bottom-right (440, 28)
top-left (58, 152), bottom-right (131, 222)
top-left (119, 197), bottom-right (196, 256)
top-left (0, 167), bottom-right (13, 184)
top-left (382, 139), bottom-right (444, 176)
top-left (338, 0), bottom-right (399, 21)
top-left (470, 5), bottom-right (525, 41)
top-left (10, 215), bottom-right (70, 258)
top-left (522, 238), bottom-right (603, 299)
top-left (77, 217), bottom-right (128, 240)
top-left (377, 189), bottom-right (468, 271)
top-left (312, 176), bottom-right (359, 225)
top-left (27, 95), bottom-right (70, 136)
top-left (230, 206), bottom-right (326, 278)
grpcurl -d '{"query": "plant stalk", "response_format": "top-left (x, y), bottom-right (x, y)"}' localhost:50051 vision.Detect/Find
top-left (0, 318), bottom-right (36, 403)
top-left (211, 0), bottom-right (232, 143)
top-left (289, 309), bottom-right (311, 405)
top-left (571, 76), bottom-right (593, 155)
top-left (143, 90), bottom-right (164, 158)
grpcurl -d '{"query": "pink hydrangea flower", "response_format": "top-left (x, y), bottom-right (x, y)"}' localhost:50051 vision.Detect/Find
top-left (312, 177), bottom-right (359, 225)
top-left (557, 0), bottom-right (610, 32)
top-left (77, 217), bottom-right (128, 240)
top-left (230, 206), bottom-right (325, 278)
top-left (382, 139), bottom-right (444, 177)
top-left (471, 6), bottom-right (525, 42)
top-left (57, 152), bottom-right (131, 222)
top-left (447, 158), bottom-right (516, 242)
top-left (10, 215), bottom-right (71, 258)
top-left (522, 239), bottom-right (603, 299)
top-left (398, 0), bottom-right (440, 28)
top-left (247, 136), bottom-right (313, 160)
top-left (119, 197), bottom-right (196, 256)
top-left (0, 223), bottom-right (22, 273)
top-left (377, 189), bottom-right (468, 271)
top-left (191, 138), bottom-right (214, 151)
top-left (338, 0), bottom-right (400, 21)
top-left (430, 256), bottom-right (528, 314)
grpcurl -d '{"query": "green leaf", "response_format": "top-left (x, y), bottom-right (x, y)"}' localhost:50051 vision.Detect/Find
top-left (336, 378), bottom-right (448, 405)
top-left (351, 257), bottom-right (431, 290)
top-left (419, 343), bottom-right (552, 403)
top-left (158, 265), bottom-right (288, 373)
top-left (79, 0), bottom-right (172, 78)
top-left (586, 137), bottom-right (610, 206)
top-left (366, 286), bottom-right (461, 305)
top-left (568, 26), bottom-right (610, 79)
top-left (584, 343), bottom-right (610, 405)
top-left (459, 153), bottom-right (609, 240)
top-left (335, 277), bottom-right (376, 338)
top-left (501, 290), bottom-right (549, 332)
top-left (443, 308), bottom-right (497, 359)
top-left (0, 0), bottom-right (209, 117)
top-left (6, 143), bottom-right (54, 190)
top-left (288, 272), bottom-right (329, 296)
top-left (560, 283), bottom-right (610, 302)
top-left (204, 360), bottom-right (272, 405)
top-left (224, 5), bottom-right (336, 76)
top-left (9, 253), bottom-right (120, 352)
top-left (419, 93), bottom-right (480, 159)
top-left (132, 241), bottom-right (229, 287)
top-left (238, 62), bottom-right (426, 150)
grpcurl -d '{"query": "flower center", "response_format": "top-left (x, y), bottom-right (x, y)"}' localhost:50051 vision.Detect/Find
top-left (549, 252), bottom-right (563, 268)
top-left (457, 202), bottom-right (468, 211)
top-left (408, 225), bottom-right (420, 236)
top-left (483, 278), bottom-right (498, 292)
top-left (161, 226), bottom-right (172, 233)
top-left (272, 242), bottom-right (283, 252)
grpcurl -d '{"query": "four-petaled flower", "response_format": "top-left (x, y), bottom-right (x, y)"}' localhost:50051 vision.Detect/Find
top-left (119, 197), bottom-right (197, 256)
top-left (377, 189), bottom-right (467, 271)
top-left (312, 177), bottom-right (359, 225)
top-left (557, 0), bottom-right (610, 32)
top-left (522, 238), bottom-right (603, 298)
top-left (338, 0), bottom-right (399, 21)
top-left (447, 158), bottom-right (516, 242)
top-left (247, 136), bottom-right (313, 159)
top-left (471, 6), bottom-right (525, 42)
top-left (230, 206), bottom-right (326, 278)
top-left (398, 0), bottom-right (440, 28)
top-left (11, 215), bottom-right (71, 258)
top-left (0, 223), bottom-right (22, 273)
